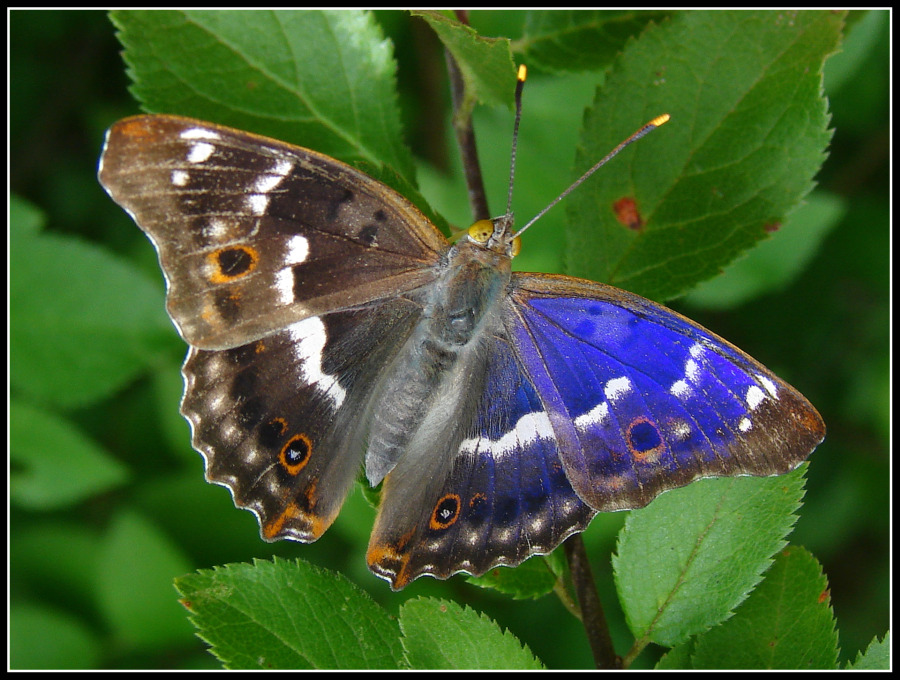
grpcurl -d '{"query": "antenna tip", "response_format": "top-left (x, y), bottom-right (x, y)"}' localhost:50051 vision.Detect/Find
top-left (517, 64), bottom-right (527, 82)
top-left (650, 113), bottom-right (671, 127)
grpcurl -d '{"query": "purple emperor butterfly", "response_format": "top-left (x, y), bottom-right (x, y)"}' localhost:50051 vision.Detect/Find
top-left (98, 100), bottom-right (824, 589)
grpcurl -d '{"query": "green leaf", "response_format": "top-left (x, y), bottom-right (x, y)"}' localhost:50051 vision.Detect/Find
top-left (613, 466), bottom-right (807, 648)
top-left (11, 522), bottom-right (103, 616)
top-left (415, 11), bottom-right (516, 109)
top-left (564, 10), bottom-right (842, 301)
top-left (683, 190), bottom-right (846, 309)
top-left (174, 558), bottom-right (403, 669)
top-left (847, 632), bottom-right (890, 670)
top-left (824, 10), bottom-right (887, 94)
top-left (690, 545), bottom-right (839, 669)
top-left (517, 10), bottom-right (669, 72)
top-left (10, 196), bottom-right (175, 408)
top-left (399, 597), bottom-right (544, 669)
top-left (10, 193), bottom-right (44, 236)
top-left (10, 400), bottom-right (130, 509)
top-left (466, 551), bottom-right (563, 599)
top-left (10, 603), bottom-right (102, 670)
top-left (655, 638), bottom-right (696, 669)
top-left (110, 9), bottom-right (415, 182)
top-left (97, 510), bottom-right (195, 650)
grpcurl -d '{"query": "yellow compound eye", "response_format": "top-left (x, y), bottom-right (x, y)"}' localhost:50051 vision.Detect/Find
top-left (510, 236), bottom-right (521, 257)
top-left (467, 219), bottom-right (493, 243)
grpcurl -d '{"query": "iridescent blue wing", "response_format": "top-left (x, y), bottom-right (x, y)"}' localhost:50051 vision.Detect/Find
top-left (506, 273), bottom-right (825, 512)
top-left (367, 330), bottom-right (595, 589)
top-left (367, 271), bottom-right (825, 589)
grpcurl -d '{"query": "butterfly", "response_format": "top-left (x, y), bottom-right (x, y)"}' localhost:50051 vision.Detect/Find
top-left (98, 108), bottom-right (825, 590)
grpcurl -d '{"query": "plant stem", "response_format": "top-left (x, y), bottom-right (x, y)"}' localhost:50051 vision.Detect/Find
top-left (564, 535), bottom-right (620, 669)
top-left (443, 37), bottom-right (490, 221)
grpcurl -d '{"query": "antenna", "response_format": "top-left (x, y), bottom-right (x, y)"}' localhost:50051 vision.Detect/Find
top-left (506, 64), bottom-right (528, 217)
top-left (506, 70), bottom-right (669, 239)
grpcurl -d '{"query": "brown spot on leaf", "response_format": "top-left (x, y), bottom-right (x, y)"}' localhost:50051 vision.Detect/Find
top-left (613, 197), bottom-right (644, 231)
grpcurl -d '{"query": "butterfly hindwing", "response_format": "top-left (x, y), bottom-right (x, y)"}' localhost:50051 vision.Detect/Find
top-left (182, 296), bottom-right (424, 542)
top-left (508, 273), bottom-right (825, 512)
top-left (367, 329), bottom-right (596, 589)
top-left (98, 115), bottom-right (446, 350)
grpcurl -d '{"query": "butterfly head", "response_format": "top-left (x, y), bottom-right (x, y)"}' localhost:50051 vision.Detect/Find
top-left (465, 215), bottom-right (521, 258)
